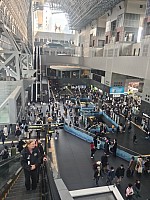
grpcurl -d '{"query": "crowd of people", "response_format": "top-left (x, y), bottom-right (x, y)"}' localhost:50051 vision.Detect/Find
top-left (91, 151), bottom-right (144, 199)
top-left (0, 85), bottom-right (150, 199)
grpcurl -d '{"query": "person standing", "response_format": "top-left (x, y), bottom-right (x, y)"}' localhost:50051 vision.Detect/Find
top-left (17, 139), bottom-right (26, 153)
top-left (21, 140), bottom-right (40, 191)
top-left (35, 140), bottom-right (46, 183)
top-left (112, 139), bottom-right (117, 157)
top-left (134, 180), bottom-right (141, 199)
top-left (104, 138), bottom-right (110, 155)
top-left (115, 164), bottom-right (125, 185)
top-left (125, 183), bottom-right (134, 200)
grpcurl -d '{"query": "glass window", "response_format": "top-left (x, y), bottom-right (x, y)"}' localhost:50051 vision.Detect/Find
top-left (62, 71), bottom-right (70, 78)
top-left (71, 70), bottom-right (79, 78)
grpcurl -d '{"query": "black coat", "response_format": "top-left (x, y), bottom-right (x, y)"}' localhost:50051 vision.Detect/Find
top-left (101, 155), bottom-right (108, 166)
top-left (21, 147), bottom-right (41, 171)
top-left (17, 140), bottom-right (26, 152)
top-left (115, 167), bottom-right (125, 178)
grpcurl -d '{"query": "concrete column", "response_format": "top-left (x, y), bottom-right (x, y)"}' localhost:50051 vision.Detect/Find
top-left (9, 98), bottom-right (17, 124)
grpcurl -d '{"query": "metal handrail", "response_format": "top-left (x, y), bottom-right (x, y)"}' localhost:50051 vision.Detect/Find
top-left (0, 154), bottom-right (20, 167)
top-left (41, 159), bottom-right (61, 200)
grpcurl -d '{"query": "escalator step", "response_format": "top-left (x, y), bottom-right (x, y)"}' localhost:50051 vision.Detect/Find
top-left (5, 189), bottom-right (41, 200)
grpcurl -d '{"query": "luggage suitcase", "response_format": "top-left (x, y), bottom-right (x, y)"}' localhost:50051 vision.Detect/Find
top-left (126, 168), bottom-right (131, 177)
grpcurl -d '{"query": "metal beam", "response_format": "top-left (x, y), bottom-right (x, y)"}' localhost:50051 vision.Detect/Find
top-left (46, 0), bottom-right (124, 29)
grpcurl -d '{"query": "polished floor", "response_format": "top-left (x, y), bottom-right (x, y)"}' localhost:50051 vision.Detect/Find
top-left (55, 129), bottom-right (150, 200)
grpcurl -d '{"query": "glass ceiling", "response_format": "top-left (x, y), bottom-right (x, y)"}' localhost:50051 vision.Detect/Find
top-left (46, 0), bottom-right (123, 29)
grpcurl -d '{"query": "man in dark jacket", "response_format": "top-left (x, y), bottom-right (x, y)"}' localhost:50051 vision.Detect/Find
top-left (15, 127), bottom-right (21, 138)
top-left (101, 152), bottom-right (108, 173)
top-left (115, 164), bottom-right (125, 185)
top-left (21, 140), bottom-right (41, 190)
top-left (104, 139), bottom-right (110, 155)
top-left (17, 139), bottom-right (26, 153)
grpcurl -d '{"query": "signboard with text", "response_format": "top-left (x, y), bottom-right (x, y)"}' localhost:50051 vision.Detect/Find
top-left (110, 86), bottom-right (124, 94)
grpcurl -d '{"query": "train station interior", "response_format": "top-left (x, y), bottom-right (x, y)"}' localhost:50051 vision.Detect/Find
top-left (0, 0), bottom-right (150, 199)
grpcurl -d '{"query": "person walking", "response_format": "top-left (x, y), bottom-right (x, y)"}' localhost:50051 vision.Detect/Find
top-left (15, 127), bottom-right (21, 140)
top-left (3, 125), bottom-right (8, 139)
top-left (93, 136), bottom-right (97, 149)
top-left (128, 121), bottom-right (132, 133)
top-left (115, 164), bottom-right (125, 185)
top-left (1, 132), bottom-right (5, 145)
top-left (128, 156), bottom-right (136, 177)
top-left (101, 152), bottom-right (108, 174)
top-left (133, 134), bottom-right (137, 144)
top-left (135, 156), bottom-right (143, 177)
top-left (21, 140), bottom-right (40, 191)
top-left (93, 161), bottom-right (103, 186)
top-left (106, 166), bottom-right (115, 185)
top-left (90, 142), bottom-right (95, 158)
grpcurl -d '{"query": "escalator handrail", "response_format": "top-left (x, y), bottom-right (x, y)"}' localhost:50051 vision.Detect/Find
top-left (0, 153), bottom-right (20, 168)
top-left (41, 159), bottom-right (61, 200)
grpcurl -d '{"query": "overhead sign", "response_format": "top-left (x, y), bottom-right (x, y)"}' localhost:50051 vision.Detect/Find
top-left (110, 86), bottom-right (124, 94)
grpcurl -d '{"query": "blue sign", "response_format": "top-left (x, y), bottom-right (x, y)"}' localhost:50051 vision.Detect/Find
top-left (110, 86), bottom-right (124, 94)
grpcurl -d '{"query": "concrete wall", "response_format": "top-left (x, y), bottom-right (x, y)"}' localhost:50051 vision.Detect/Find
top-left (41, 55), bottom-right (148, 80)
top-left (41, 55), bottom-right (80, 66)
top-left (126, 0), bottom-right (146, 14)
top-left (83, 56), bottom-right (148, 79)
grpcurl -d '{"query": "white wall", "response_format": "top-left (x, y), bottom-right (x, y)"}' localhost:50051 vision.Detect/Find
top-left (97, 17), bottom-right (106, 27)
top-left (107, 2), bottom-right (125, 22)
top-left (126, 0), bottom-right (146, 14)
top-left (83, 56), bottom-right (148, 78)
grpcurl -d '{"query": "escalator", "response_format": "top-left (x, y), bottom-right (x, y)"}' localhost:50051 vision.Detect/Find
top-left (0, 151), bottom-right (61, 200)
top-left (5, 170), bottom-right (41, 200)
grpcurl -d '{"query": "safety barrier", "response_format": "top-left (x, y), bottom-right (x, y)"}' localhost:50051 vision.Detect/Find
top-left (64, 125), bottom-right (133, 162)
top-left (64, 124), bottom-right (93, 143)
top-left (100, 141), bottom-right (132, 162)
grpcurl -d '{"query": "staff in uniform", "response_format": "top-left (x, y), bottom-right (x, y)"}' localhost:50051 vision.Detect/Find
top-left (21, 140), bottom-right (40, 191)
